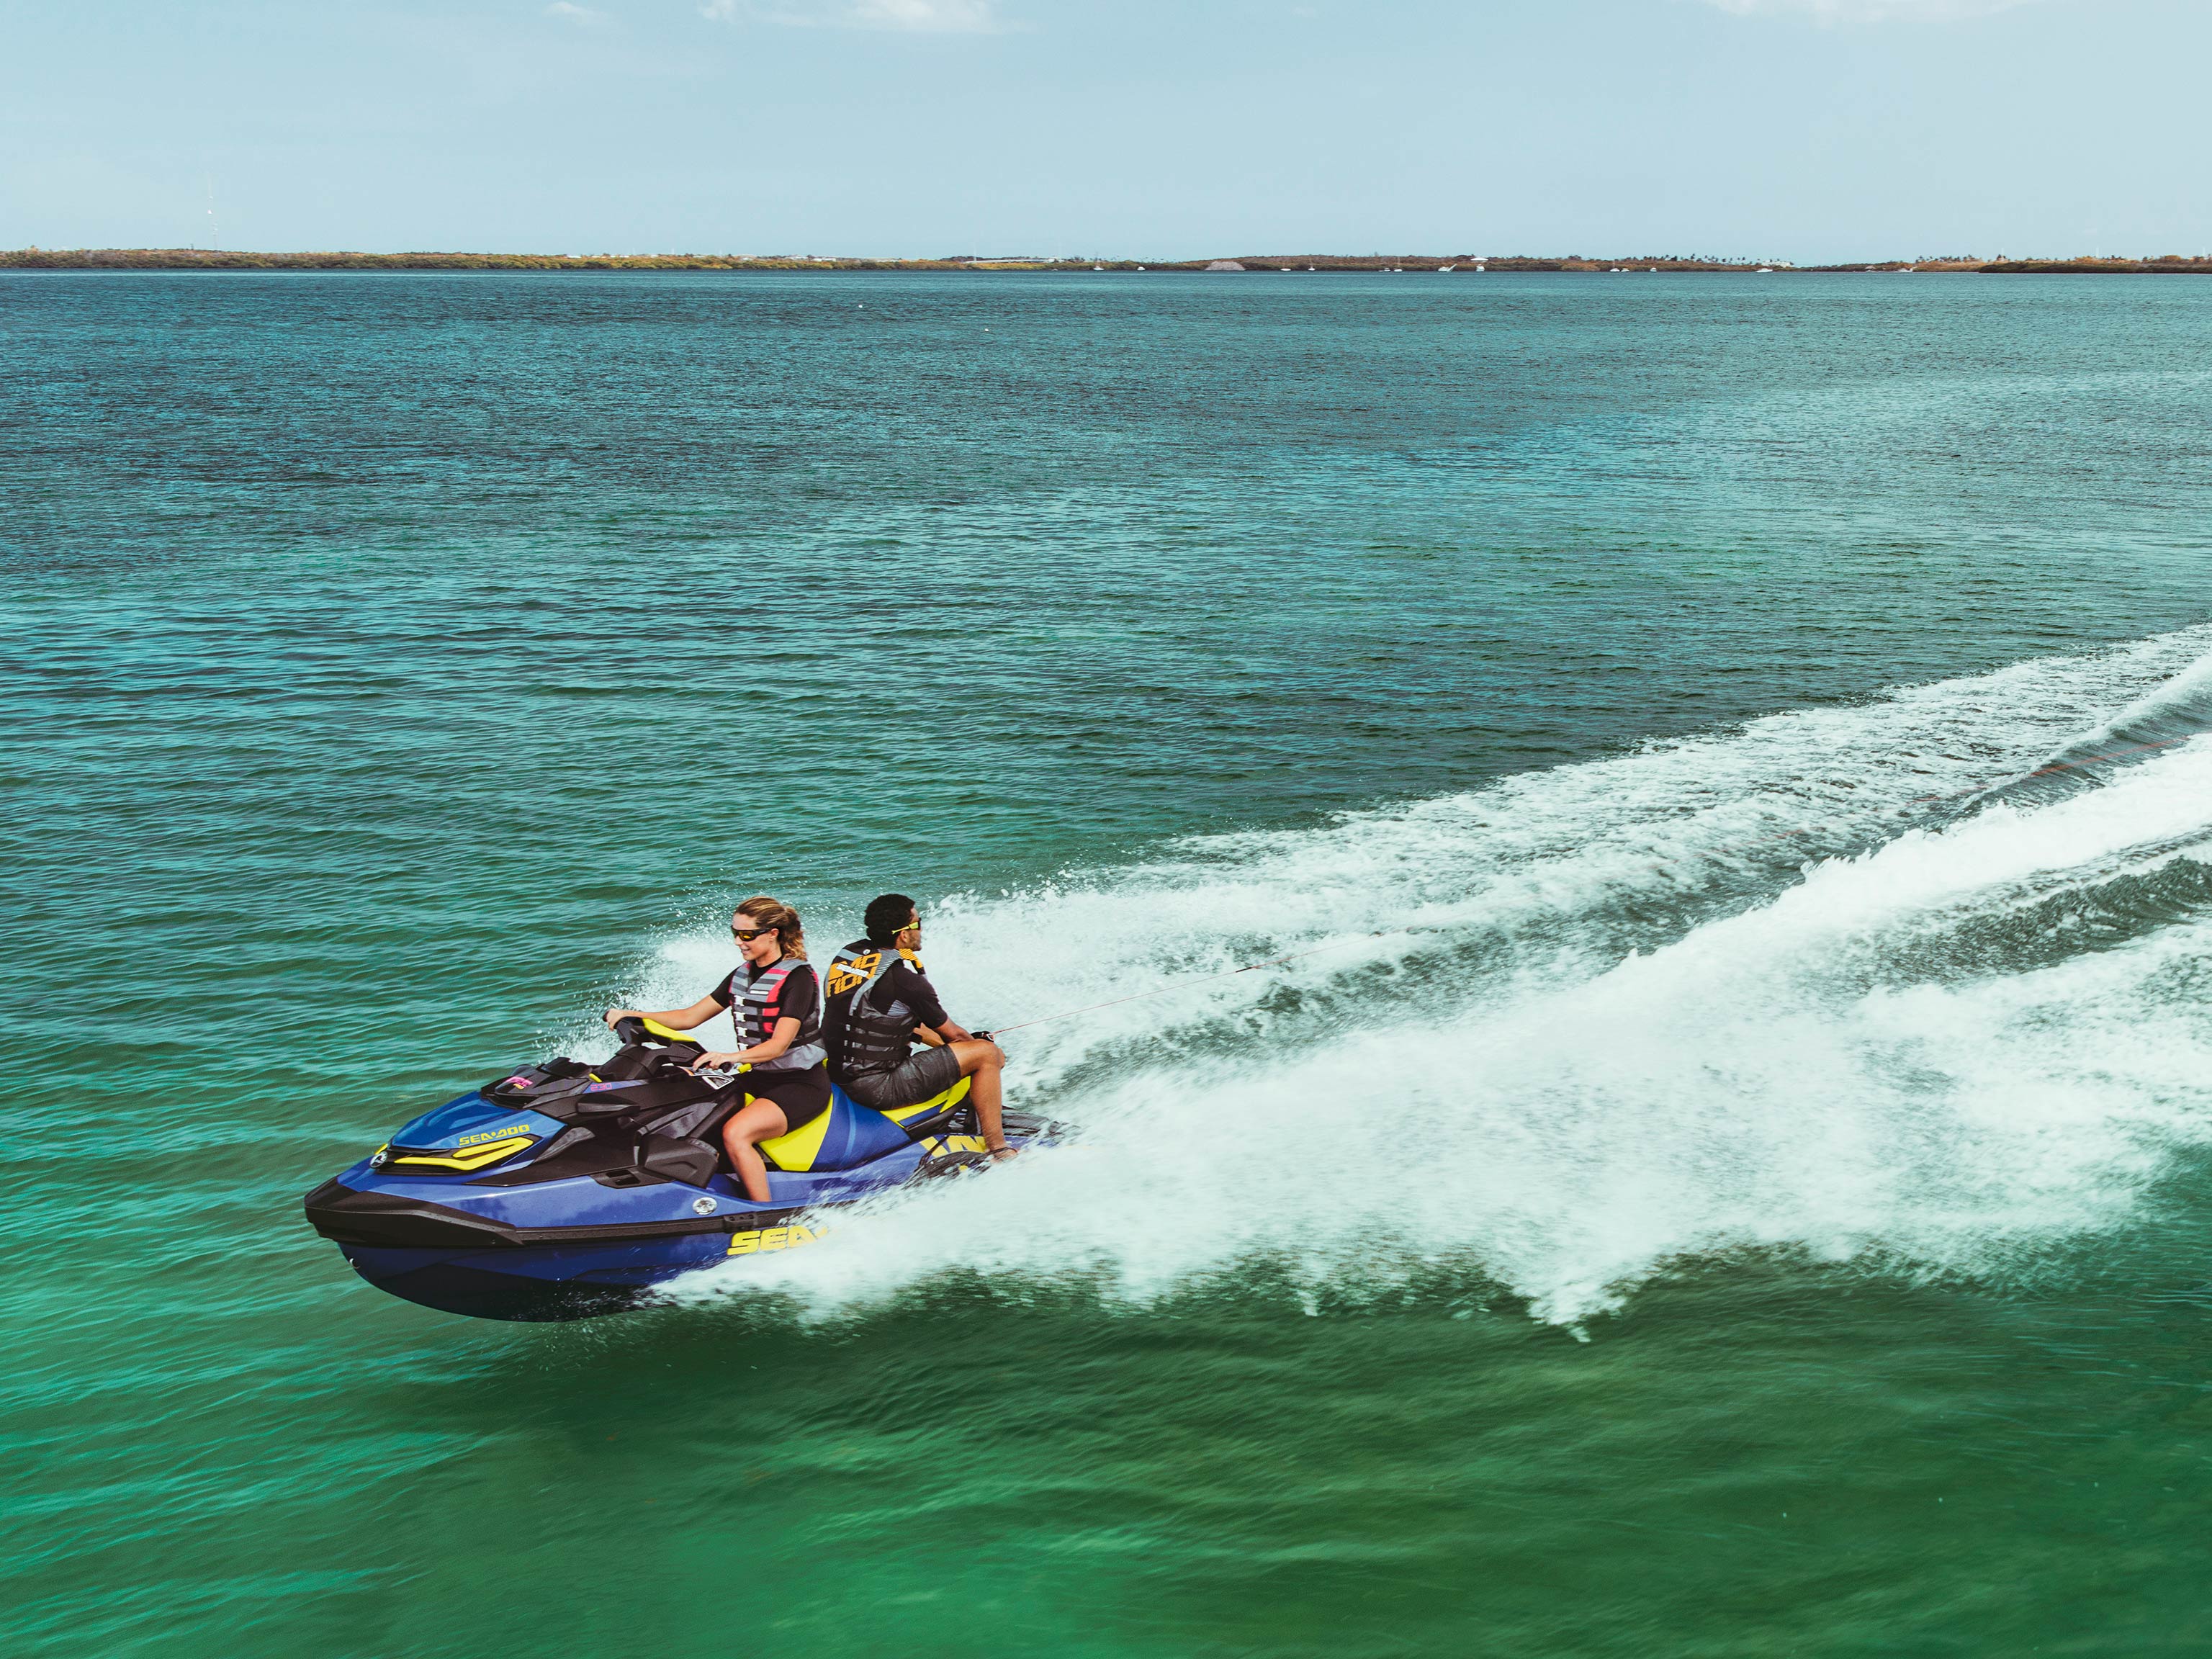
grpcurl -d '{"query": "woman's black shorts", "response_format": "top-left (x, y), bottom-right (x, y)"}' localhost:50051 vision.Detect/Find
top-left (740, 1065), bottom-right (832, 1131)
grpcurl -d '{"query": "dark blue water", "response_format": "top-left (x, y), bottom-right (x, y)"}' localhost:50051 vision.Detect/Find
top-left (6, 270), bottom-right (2212, 1658)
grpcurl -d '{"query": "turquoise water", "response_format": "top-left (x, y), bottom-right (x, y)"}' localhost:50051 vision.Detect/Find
top-left (7, 269), bottom-right (2212, 1656)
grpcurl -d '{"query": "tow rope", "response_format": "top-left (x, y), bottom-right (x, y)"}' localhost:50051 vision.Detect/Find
top-left (984, 732), bottom-right (2188, 1038)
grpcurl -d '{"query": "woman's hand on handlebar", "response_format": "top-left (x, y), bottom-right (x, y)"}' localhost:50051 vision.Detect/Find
top-left (604, 1008), bottom-right (639, 1032)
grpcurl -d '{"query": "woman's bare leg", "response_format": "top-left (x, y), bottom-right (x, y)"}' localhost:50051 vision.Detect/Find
top-left (721, 1100), bottom-right (789, 1203)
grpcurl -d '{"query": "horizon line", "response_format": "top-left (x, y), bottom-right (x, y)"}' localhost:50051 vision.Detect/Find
top-left (9, 248), bottom-right (2212, 275)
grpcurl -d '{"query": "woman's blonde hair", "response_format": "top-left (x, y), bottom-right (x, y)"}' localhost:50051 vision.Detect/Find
top-left (734, 895), bottom-right (806, 961)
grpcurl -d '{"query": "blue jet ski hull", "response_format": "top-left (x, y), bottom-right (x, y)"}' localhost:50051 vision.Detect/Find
top-left (337, 1238), bottom-right (731, 1322)
top-left (333, 1215), bottom-right (840, 1322)
top-left (305, 1031), bottom-right (1039, 1321)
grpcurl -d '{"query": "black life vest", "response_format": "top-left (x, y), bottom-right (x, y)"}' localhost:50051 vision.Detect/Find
top-left (824, 938), bottom-right (929, 1079)
top-left (736, 957), bottom-right (824, 1071)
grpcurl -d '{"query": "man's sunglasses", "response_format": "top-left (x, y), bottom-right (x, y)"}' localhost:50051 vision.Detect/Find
top-left (731, 925), bottom-right (777, 942)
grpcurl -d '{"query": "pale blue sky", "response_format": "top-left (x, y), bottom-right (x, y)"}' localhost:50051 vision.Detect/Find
top-left (2, 0), bottom-right (2204, 260)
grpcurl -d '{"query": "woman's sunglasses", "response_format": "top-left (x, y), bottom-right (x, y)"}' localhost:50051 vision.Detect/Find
top-left (732, 925), bottom-right (776, 942)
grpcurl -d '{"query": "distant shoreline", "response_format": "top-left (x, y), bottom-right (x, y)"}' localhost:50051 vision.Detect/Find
top-left (5, 248), bottom-right (2210, 275)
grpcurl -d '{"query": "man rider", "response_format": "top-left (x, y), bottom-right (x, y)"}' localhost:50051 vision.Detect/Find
top-left (822, 894), bottom-right (1015, 1161)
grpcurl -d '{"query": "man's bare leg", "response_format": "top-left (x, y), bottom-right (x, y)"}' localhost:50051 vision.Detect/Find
top-left (948, 1038), bottom-right (1012, 1156)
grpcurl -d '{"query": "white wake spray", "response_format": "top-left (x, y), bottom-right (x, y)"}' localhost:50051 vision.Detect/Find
top-left (627, 626), bottom-right (2212, 1325)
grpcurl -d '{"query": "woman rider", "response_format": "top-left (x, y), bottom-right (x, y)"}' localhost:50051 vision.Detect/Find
top-left (602, 896), bottom-right (826, 1203)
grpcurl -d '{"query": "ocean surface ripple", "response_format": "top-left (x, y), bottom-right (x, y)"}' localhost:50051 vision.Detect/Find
top-left (6, 271), bottom-right (2212, 1659)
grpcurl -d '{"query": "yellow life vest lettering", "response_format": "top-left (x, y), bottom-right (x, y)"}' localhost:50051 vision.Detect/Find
top-left (825, 951), bottom-right (881, 997)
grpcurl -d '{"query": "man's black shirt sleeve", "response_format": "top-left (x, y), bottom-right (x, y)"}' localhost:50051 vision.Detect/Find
top-left (886, 962), bottom-right (948, 1030)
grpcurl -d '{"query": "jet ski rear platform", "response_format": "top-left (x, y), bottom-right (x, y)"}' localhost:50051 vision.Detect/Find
top-left (303, 1020), bottom-right (1052, 1321)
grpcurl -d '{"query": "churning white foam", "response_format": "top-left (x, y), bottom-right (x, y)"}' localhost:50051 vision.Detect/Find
top-left (639, 626), bottom-right (2212, 1325)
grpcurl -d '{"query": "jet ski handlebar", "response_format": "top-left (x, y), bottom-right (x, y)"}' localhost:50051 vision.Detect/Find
top-left (611, 1015), bottom-right (704, 1050)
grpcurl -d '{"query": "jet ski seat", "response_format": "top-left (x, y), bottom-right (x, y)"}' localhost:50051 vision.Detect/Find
top-left (755, 1075), bottom-right (974, 1173)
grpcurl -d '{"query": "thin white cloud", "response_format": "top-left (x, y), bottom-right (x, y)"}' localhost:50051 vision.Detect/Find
top-left (544, 1), bottom-right (609, 24)
top-left (701, 0), bottom-right (1004, 32)
top-left (1703, 0), bottom-right (2044, 19)
top-left (852, 0), bottom-right (999, 27)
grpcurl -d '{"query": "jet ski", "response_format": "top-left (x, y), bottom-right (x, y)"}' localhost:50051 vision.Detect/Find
top-left (303, 1017), bottom-right (1051, 1322)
